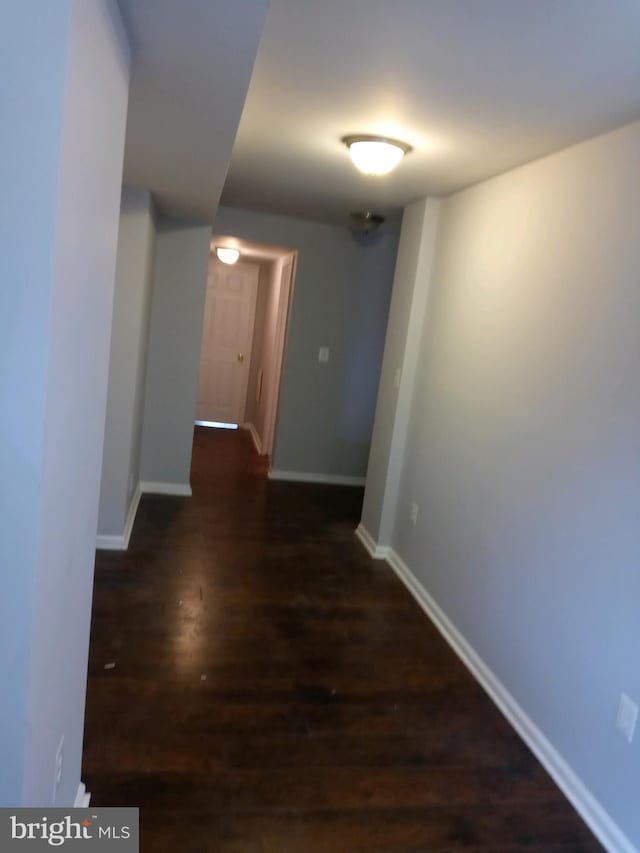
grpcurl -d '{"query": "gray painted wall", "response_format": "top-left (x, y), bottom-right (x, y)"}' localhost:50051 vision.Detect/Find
top-left (213, 206), bottom-right (399, 478)
top-left (390, 120), bottom-right (640, 846)
top-left (0, 0), bottom-right (129, 805)
top-left (140, 221), bottom-right (212, 487)
top-left (98, 188), bottom-right (156, 537)
top-left (361, 199), bottom-right (440, 545)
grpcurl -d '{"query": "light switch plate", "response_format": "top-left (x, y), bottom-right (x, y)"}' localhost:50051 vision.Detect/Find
top-left (318, 346), bottom-right (330, 363)
top-left (616, 693), bottom-right (638, 743)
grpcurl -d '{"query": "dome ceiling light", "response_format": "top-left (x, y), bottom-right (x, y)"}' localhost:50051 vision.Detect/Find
top-left (216, 247), bottom-right (240, 265)
top-left (342, 135), bottom-right (412, 176)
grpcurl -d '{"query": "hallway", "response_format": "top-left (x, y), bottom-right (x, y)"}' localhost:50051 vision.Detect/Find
top-left (84, 427), bottom-right (600, 852)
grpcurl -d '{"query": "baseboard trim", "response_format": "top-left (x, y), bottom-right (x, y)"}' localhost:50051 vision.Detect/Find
top-left (96, 533), bottom-right (125, 551)
top-left (96, 484), bottom-right (142, 551)
top-left (73, 782), bottom-right (91, 808)
top-left (243, 422), bottom-right (263, 455)
top-left (383, 546), bottom-right (636, 853)
top-left (139, 480), bottom-right (192, 497)
top-left (122, 484), bottom-right (142, 547)
top-left (269, 469), bottom-right (366, 487)
top-left (355, 523), bottom-right (390, 560)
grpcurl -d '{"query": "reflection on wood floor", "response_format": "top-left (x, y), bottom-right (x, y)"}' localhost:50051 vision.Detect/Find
top-left (84, 426), bottom-right (601, 852)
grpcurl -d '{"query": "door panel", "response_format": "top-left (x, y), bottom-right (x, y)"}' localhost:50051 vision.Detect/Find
top-left (197, 260), bottom-right (259, 424)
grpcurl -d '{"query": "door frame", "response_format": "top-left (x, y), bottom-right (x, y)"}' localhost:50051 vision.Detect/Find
top-left (262, 251), bottom-right (297, 457)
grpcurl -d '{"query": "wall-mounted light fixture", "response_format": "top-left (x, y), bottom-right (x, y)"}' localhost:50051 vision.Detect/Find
top-left (342, 135), bottom-right (412, 176)
top-left (216, 247), bottom-right (240, 265)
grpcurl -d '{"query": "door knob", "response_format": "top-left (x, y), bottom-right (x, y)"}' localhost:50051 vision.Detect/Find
top-left (237, 352), bottom-right (244, 363)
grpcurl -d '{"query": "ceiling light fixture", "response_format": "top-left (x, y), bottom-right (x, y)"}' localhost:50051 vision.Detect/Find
top-left (342, 135), bottom-right (412, 176)
top-left (216, 247), bottom-right (240, 265)
top-left (349, 211), bottom-right (386, 234)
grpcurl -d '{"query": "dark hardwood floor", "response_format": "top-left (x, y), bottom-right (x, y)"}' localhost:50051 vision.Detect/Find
top-left (84, 426), bottom-right (601, 852)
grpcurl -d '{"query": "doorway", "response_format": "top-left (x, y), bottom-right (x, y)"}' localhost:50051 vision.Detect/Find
top-left (196, 259), bottom-right (259, 426)
top-left (195, 237), bottom-right (296, 461)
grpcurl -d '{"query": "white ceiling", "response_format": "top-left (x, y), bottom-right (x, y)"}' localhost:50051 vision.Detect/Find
top-left (221, 0), bottom-right (640, 224)
top-left (118, 0), bottom-right (269, 222)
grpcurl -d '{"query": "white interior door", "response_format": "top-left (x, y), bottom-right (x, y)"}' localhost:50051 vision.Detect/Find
top-left (197, 259), bottom-right (259, 425)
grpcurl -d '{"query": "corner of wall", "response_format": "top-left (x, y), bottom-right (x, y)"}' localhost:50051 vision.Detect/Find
top-left (360, 196), bottom-right (441, 547)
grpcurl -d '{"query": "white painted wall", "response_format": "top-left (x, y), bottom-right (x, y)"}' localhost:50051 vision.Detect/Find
top-left (0, 0), bottom-right (129, 805)
top-left (140, 220), bottom-right (212, 488)
top-left (360, 199), bottom-right (440, 546)
top-left (371, 119), bottom-right (640, 849)
top-left (98, 188), bottom-right (156, 542)
top-left (213, 206), bottom-right (399, 479)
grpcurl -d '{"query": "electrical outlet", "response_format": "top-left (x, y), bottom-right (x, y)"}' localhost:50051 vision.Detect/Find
top-left (318, 346), bottom-right (330, 364)
top-left (410, 502), bottom-right (419, 526)
top-left (616, 693), bottom-right (638, 743)
top-left (53, 735), bottom-right (64, 803)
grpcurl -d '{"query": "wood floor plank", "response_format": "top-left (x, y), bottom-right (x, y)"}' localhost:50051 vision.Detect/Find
top-left (83, 427), bottom-right (601, 851)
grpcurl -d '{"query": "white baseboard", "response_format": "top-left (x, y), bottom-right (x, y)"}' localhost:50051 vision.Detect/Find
top-left (355, 523), bottom-right (390, 560)
top-left (382, 546), bottom-right (636, 853)
top-left (269, 469), bottom-right (366, 487)
top-left (122, 484), bottom-right (142, 547)
top-left (96, 484), bottom-right (141, 551)
top-left (73, 782), bottom-right (91, 808)
top-left (96, 533), bottom-right (125, 551)
top-left (139, 480), bottom-right (192, 497)
top-left (243, 422), bottom-right (263, 455)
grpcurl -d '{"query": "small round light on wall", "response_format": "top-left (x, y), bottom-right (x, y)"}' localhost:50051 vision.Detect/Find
top-left (216, 247), bottom-right (240, 265)
top-left (342, 135), bottom-right (412, 176)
